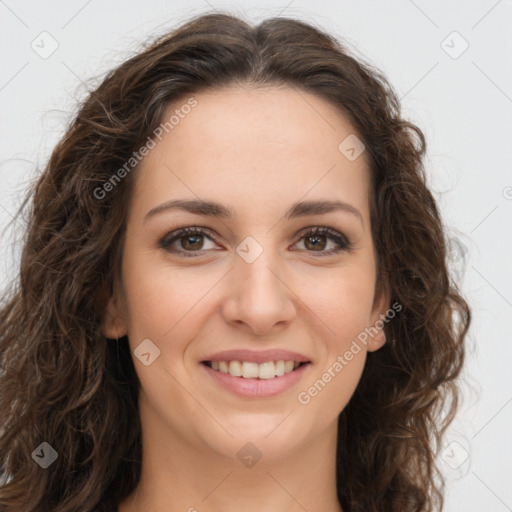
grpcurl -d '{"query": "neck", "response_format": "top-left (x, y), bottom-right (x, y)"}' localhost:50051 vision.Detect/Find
top-left (119, 399), bottom-right (343, 512)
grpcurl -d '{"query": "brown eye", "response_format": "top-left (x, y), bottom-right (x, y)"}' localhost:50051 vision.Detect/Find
top-left (294, 227), bottom-right (351, 256)
top-left (304, 234), bottom-right (327, 251)
top-left (179, 234), bottom-right (204, 251)
top-left (159, 225), bottom-right (352, 258)
top-left (159, 227), bottom-right (219, 257)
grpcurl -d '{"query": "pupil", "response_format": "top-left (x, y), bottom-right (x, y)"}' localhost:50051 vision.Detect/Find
top-left (306, 235), bottom-right (325, 251)
top-left (183, 235), bottom-right (202, 250)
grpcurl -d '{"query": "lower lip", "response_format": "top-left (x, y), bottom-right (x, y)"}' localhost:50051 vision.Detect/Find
top-left (201, 362), bottom-right (311, 398)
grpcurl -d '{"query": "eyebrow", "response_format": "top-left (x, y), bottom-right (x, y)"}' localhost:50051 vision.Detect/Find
top-left (144, 198), bottom-right (364, 227)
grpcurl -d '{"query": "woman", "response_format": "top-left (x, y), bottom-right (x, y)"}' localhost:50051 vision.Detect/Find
top-left (0, 12), bottom-right (470, 512)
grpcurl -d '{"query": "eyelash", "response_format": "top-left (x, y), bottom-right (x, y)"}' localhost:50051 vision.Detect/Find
top-left (159, 225), bottom-right (352, 258)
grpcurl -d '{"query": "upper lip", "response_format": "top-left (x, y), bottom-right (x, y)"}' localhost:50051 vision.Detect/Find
top-left (201, 349), bottom-right (311, 364)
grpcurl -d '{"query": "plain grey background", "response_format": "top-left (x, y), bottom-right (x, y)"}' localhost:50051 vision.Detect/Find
top-left (1, 1), bottom-right (511, 510)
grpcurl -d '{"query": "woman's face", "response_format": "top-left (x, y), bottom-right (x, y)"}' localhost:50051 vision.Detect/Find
top-left (103, 86), bottom-right (389, 463)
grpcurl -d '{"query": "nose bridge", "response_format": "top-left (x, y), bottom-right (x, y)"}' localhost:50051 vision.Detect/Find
top-left (221, 234), bottom-right (295, 334)
top-left (235, 237), bottom-right (283, 301)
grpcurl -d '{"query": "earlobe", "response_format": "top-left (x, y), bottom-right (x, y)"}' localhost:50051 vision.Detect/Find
top-left (367, 326), bottom-right (386, 352)
top-left (367, 285), bottom-right (390, 353)
top-left (100, 293), bottom-right (127, 339)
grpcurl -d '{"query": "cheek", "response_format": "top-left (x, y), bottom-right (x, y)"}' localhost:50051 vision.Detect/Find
top-left (306, 265), bottom-right (377, 339)
top-left (298, 273), bottom-right (372, 413)
top-left (120, 248), bottom-right (170, 338)
top-left (121, 253), bottom-right (216, 349)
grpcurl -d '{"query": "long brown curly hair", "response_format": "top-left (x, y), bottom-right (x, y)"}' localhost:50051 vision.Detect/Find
top-left (0, 11), bottom-right (470, 512)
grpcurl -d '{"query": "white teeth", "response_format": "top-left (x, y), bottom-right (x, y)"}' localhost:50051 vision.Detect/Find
top-left (258, 361), bottom-right (275, 380)
top-left (241, 361), bottom-right (259, 379)
top-left (208, 359), bottom-right (306, 379)
top-left (229, 360), bottom-right (242, 377)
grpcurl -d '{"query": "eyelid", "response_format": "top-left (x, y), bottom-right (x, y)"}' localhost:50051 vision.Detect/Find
top-left (159, 225), bottom-right (352, 257)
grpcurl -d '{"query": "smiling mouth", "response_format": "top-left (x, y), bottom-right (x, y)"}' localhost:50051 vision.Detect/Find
top-left (201, 360), bottom-right (310, 379)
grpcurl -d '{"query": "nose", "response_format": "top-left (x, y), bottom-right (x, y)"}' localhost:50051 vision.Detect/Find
top-left (220, 248), bottom-right (296, 336)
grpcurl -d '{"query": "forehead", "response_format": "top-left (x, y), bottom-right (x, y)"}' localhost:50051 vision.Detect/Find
top-left (131, 86), bottom-right (372, 224)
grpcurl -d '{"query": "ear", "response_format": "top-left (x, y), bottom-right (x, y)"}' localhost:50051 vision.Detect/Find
top-left (100, 286), bottom-right (128, 339)
top-left (366, 284), bottom-right (391, 353)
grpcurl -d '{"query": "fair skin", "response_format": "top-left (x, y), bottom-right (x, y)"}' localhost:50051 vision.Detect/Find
top-left (103, 86), bottom-right (389, 512)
